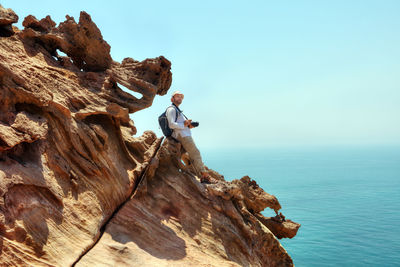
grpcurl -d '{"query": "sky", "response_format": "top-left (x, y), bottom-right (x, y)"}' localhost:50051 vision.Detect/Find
top-left (4, 0), bottom-right (400, 148)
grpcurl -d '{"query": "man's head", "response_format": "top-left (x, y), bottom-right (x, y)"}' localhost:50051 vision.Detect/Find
top-left (171, 91), bottom-right (184, 106)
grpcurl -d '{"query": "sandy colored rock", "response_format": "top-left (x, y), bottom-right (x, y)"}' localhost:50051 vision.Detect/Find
top-left (21, 12), bottom-right (111, 72)
top-left (0, 4), bottom-right (18, 37)
top-left (0, 6), bottom-right (299, 267)
top-left (0, 6), bottom-right (170, 266)
top-left (0, 5), bottom-right (18, 25)
top-left (77, 139), bottom-right (299, 266)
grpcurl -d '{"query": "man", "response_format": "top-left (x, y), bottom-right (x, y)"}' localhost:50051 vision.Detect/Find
top-left (166, 91), bottom-right (211, 183)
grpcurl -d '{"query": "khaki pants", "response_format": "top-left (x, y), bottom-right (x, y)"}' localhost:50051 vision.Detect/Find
top-left (177, 136), bottom-right (206, 174)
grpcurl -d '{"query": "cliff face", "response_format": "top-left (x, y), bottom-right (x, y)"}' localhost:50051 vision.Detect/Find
top-left (0, 6), bottom-right (300, 267)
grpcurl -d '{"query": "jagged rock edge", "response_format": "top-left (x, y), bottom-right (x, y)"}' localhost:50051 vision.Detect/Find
top-left (0, 5), bottom-right (300, 266)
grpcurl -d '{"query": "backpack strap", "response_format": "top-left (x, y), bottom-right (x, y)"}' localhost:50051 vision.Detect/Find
top-left (166, 105), bottom-right (180, 122)
top-left (171, 103), bottom-right (188, 120)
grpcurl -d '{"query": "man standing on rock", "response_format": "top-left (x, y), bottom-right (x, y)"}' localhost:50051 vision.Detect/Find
top-left (166, 91), bottom-right (211, 183)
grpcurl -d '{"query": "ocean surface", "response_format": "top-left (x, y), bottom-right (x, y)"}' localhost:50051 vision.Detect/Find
top-left (202, 145), bottom-right (400, 267)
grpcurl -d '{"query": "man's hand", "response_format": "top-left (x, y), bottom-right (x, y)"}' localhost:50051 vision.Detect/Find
top-left (184, 119), bottom-right (194, 128)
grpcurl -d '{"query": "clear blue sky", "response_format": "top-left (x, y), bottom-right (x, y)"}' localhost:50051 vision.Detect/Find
top-left (5, 0), bottom-right (400, 148)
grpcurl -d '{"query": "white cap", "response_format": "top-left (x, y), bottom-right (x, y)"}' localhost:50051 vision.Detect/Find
top-left (171, 90), bottom-right (184, 97)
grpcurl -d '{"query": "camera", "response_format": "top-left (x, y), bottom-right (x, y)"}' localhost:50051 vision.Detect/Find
top-left (190, 121), bottom-right (199, 127)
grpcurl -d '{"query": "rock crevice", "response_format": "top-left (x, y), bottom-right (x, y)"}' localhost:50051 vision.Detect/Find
top-left (72, 136), bottom-right (164, 266)
top-left (75, 139), bottom-right (300, 266)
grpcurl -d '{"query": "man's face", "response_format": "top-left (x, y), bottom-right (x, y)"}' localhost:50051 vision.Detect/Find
top-left (173, 94), bottom-right (184, 105)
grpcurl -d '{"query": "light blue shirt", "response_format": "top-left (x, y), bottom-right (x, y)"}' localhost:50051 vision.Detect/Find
top-left (166, 105), bottom-right (191, 138)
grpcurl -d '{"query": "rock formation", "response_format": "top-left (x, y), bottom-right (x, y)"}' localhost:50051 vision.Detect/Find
top-left (0, 5), bottom-right (300, 267)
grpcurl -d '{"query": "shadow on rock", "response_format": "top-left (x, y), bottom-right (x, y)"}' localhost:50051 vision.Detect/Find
top-left (108, 201), bottom-right (188, 261)
top-left (105, 168), bottom-right (190, 260)
top-left (3, 184), bottom-right (63, 257)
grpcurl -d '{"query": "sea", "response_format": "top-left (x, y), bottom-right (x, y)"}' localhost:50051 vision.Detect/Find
top-left (203, 145), bottom-right (400, 267)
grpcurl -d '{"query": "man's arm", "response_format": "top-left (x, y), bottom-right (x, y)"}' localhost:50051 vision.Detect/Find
top-left (166, 107), bottom-right (185, 130)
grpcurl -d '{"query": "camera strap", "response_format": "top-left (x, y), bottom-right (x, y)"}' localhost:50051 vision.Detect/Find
top-left (172, 103), bottom-right (188, 120)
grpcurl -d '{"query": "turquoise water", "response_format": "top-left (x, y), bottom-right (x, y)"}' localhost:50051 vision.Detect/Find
top-left (203, 146), bottom-right (400, 267)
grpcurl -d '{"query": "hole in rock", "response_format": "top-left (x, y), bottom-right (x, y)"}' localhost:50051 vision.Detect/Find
top-left (180, 158), bottom-right (187, 167)
top-left (262, 209), bottom-right (279, 218)
top-left (3, 141), bottom-right (41, 167)
top-left (116, 82), bottom-right (143, 100)
top-left (0, 26), bottom-right (14, 37)
top-left (15, 103), bottom-right (43, 115)
top-left (56, 49), bottom-right (68, 57)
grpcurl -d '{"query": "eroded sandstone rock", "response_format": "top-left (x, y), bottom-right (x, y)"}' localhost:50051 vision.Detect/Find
top-left (0, 6), bottom-right (170, 266)
top-left (76, 139), bottom-right (300, 266)
top-left (0, 6), bottom-right (299, 267)
top-left (0, 4), bottom-right (18, 37)
top-left (21, 12), bottom-right (111, 72)
top-left (0, 5), bottom-right (18, 25)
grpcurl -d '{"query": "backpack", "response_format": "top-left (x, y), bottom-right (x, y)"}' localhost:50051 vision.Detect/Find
top-left (158, 105), bottom-right (179, 137)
